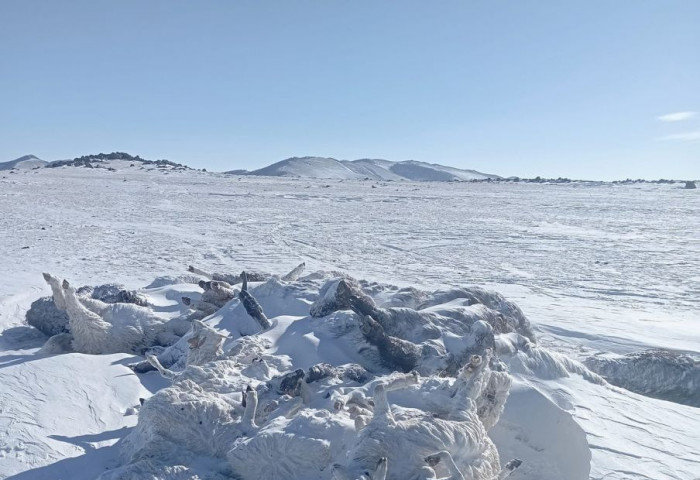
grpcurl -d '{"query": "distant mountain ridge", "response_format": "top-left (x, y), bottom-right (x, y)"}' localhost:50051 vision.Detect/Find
top-left (227, 156), bottom-right (499, 182)
top-left (0, 155), bottom-right (47, 170)
top-left (1, 152), bottom-right (191, 171)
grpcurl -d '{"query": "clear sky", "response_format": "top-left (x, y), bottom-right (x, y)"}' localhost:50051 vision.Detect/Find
top-left (1, 1), bottom-right (698, 179)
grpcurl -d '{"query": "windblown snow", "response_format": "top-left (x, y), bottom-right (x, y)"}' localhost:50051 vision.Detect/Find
top-left (0, 164), bottom-right (698, 480)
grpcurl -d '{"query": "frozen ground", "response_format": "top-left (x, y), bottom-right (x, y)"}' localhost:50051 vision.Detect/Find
top-left (0, 163), bottom-right (699, 479)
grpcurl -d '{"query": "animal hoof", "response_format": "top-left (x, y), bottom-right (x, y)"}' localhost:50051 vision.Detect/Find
top-left (505, 458), bottom-right (522, 470)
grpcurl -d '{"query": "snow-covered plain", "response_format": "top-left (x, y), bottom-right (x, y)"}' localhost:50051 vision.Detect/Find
top-left (1, 163), bottom-right (699, 479)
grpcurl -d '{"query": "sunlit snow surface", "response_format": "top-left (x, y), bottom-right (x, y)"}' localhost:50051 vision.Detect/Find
top-left (0, 163), bottom-right (699, 479)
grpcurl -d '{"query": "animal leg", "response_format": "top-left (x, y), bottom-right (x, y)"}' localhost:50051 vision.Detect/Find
top-left (146, 354), bottom-right (178, 380)
top-left (449, 353), bottom-right (491, 420)
top-left (360, 315), bottom-right (421, 372)
top-left (43, 273), bottom-right (67, 310)
top-left (239, 272), bottom-right (271, 330)
top-left (372, 457), bottom-right (388, 480)
top-left (370, 383), bottom-right (395, 425)
top-left (241, 385), bottom-right (258, 433)
top-left (281, 262), bottom-right (306, 281)
top-left (188, 265), bottom-right (213, 279)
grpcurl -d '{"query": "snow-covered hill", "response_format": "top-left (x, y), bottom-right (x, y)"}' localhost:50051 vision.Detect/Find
top-left (0, 154), bottom-right (47, 170)
top-left (231, 156), bottom-right (499, 181)
top-left (45, 152), bottom-right (191, 171)
top-left (246, 156), bottom-right (367, 180)
top-left (386, 159), bottom-right (496, 182)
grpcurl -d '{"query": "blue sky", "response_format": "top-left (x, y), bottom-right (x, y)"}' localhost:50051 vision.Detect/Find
top-left (1, 1), bottom-right (698, 179)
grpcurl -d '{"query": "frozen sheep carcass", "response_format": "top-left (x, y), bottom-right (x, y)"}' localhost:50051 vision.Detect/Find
top-left (60, 279), bottom-right (184, 354)
top-left (585, 349), bottom-right (700, 407)
top-left (26, 273), bottom-right (151, 337)
top-left (102, 270), bottom-right (530, 479)
top-left (334, 352), bottom-right (518, 480)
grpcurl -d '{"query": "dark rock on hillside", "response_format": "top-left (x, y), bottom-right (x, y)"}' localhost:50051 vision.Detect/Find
top-left (46, 152), bottom-right (190, 169)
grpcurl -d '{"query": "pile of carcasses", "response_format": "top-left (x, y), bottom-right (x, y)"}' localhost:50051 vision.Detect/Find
top-left (30, 263), bottom-right (602, 480)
